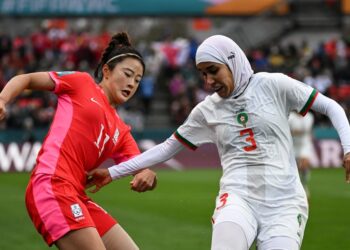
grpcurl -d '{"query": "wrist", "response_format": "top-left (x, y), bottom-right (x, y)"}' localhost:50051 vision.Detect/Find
top-left (108, 166), bottom-right (119, 180)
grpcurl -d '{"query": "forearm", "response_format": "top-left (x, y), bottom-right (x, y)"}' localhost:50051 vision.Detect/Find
top-left (0, 75), bottom-right (31, 103)
top-left (311, 93), bottom-right (350, 154)
top-left (109, 135), bottom-right (185, 179)
top-left (0, 72), bottom-right (54, 104)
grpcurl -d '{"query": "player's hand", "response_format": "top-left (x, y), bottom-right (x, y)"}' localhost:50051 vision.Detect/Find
top-left (0, 97), bottom-right (7, 120)
top-left (130, 168), bottom-right (157, 192)
top-left (298, 158), bottom-right (310, 171)
top-left (86, 168), bottom-right (112, 193)
top-left (343, 152), bottom-right (350, 183)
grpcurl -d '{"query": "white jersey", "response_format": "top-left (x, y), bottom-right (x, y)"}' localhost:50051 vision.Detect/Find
top-left (175, 72), bottom-right (317, 204)
top-left (288, 112), bottom-right (314, 158)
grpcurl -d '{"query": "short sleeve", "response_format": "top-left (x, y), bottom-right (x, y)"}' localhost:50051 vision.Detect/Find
top-left (49, 71), bottom-right (90, 95)
top-left (174, 106), bottom-right (213, 150)
top-left (277, 73), bottom-right (318, 116)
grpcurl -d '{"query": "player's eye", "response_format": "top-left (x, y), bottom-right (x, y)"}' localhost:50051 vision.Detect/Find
top-left (208, 68), bottom-right (218, 74)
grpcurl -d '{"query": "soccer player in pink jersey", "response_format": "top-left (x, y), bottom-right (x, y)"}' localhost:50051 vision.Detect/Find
top-left (0, 32), bottom-right (157, 250)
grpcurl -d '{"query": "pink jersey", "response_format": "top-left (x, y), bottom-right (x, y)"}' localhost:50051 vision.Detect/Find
top-left (32, 71), bottom-right (140, 191)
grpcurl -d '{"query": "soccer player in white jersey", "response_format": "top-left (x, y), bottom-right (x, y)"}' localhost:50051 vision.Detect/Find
top-left (289, 111), bottom-right (315, 199)
top-left (87, 35), bottom-right (350, 250)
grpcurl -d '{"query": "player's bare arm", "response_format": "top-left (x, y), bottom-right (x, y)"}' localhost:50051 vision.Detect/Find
top-left (0, 72), bottom-right (55, 120)
top-left (0, 96), bottom-right (6, 120)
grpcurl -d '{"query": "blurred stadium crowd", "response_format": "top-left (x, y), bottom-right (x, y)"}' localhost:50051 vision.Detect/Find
top-left (1, 19), bottom-right (350, 135)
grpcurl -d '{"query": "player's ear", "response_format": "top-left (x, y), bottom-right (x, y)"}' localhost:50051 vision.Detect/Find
top-left (102, 64), bottom-right (110, 80)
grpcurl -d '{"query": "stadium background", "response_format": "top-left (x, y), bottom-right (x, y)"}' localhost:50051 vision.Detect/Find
top-left (0, 0), bottom-right (349, 249)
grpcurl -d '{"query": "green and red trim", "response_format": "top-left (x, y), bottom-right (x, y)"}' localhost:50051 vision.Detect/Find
top-left (174, 131), bottom-right (197, 150)
top-left (300, 89), bottom-right (318, 116)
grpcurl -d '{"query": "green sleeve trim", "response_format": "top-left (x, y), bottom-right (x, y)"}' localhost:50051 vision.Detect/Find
top-left (174, 131), bottom-right (197, 150)
top-left (300, 89), bottom-right (318, 116)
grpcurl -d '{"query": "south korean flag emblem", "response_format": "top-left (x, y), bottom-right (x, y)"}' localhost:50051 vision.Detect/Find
top-left (71, 203), bottom-right (83, 218)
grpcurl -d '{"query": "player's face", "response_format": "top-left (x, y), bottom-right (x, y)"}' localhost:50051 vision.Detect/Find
top-left (102, 57), bottom-right (143, 105)
top-left (196, 62), bottom-right (234, 98)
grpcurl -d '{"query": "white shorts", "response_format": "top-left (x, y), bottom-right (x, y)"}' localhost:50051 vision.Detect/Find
top-left (211, 192), bottom-right (308, 248)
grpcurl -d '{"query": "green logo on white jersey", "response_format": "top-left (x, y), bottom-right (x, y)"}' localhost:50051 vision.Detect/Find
top-left (237, 111), bottom-right (248, 127)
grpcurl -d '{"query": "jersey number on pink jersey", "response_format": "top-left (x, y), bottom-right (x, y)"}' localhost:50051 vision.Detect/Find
top-left (94, 124), bottom-right (111, 157)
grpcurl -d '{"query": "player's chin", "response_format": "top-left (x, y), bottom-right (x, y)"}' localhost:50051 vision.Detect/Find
top-left (115, 94), bottom-right (130, 105)
top-left (217, 89), bottom-right (230, 98)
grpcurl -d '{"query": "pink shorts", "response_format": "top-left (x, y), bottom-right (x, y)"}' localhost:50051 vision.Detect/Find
top-left (25, 174), bottom-right (117, 246)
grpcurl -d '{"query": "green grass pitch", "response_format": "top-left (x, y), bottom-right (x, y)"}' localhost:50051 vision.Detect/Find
top-left (0, 168), bottom-right (349, 250)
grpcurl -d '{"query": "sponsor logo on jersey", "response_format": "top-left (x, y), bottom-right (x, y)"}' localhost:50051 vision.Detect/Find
top-left (112, 129), bottom-right (120, 145)
top-left (90, 97), bottom-right (103, 108)
top-left (227, 51), bottom-right (235, 60)
top-left (71, 203), bottom-right (84, 219)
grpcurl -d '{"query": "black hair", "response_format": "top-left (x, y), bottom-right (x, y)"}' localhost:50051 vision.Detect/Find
top-left (94, 32), bottom-right (145, 82)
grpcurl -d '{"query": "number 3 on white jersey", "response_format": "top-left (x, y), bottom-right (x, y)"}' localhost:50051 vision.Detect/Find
top-left (94, 124), bottom-right (110, 156)
top-left (240, 128), bottom-right (257, 151)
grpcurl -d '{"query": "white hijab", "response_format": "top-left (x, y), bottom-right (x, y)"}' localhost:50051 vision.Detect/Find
top-left (195, 35), bottom-right (254, 98)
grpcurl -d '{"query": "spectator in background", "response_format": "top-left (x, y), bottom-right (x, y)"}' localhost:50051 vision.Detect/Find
top-left (250, 48), bottom-right (269, 72)
top-left (304, 68), bottom-right (332, 95)
top-left (168, 71), bottom-right (186, 97)
top-left (0, 31), bottom-right (12, 57)
top-left (268, 45), bottom-right (285, 72)
top-left (0, 32), bottom-right (157, 250)
top-left (3, 23), bottom-right (350, 130)
top-left (87, 35), bottom-right (350, 250)
top-left (170, 93), bottom-right (192, 125)
top-left (289, 111), bottom-right (315, 199)
top-left (138, 71), bottom-right (155, 115)
top-left (0, 69), bottom-right (6, 90)
top-left (22, 117), bottom-right (36, 143)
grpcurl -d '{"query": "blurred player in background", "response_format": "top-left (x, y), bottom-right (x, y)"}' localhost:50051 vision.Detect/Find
top-left (87, 35), bottom-right (350, 250)
top-left (289, 111), bottom-right (315, 199)
top-left (0, 32), bottom-right (157, 250)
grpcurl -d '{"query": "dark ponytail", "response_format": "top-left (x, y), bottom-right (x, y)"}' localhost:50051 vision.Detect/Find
top-left (94, 32), bottom-right (145, 82)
